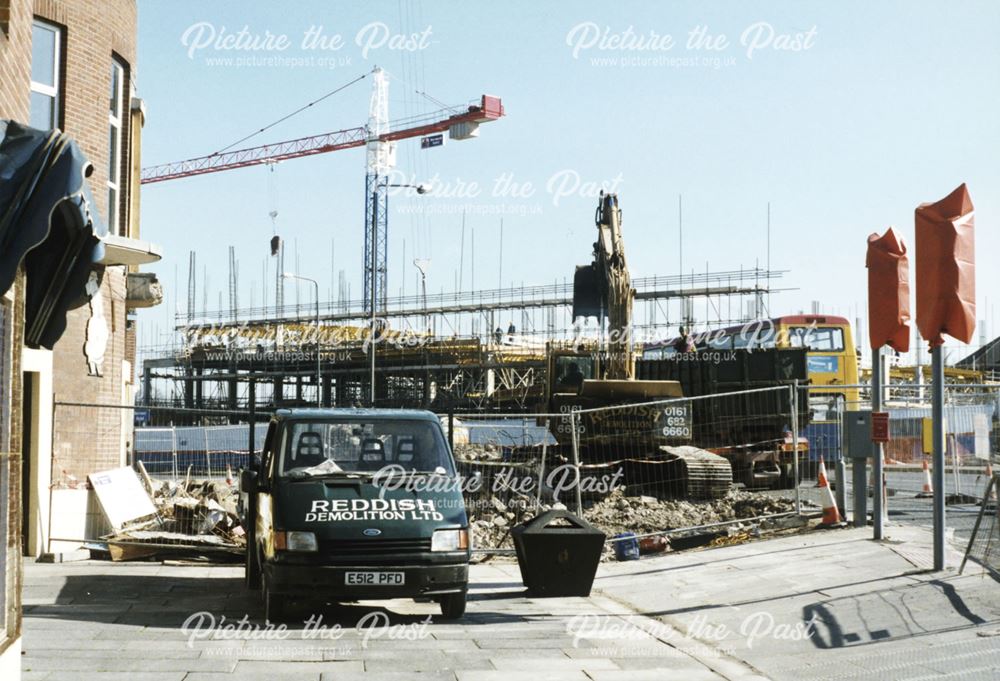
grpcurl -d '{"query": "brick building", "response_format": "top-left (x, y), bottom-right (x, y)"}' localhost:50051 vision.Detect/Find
top-left (1, 1), bottom-right (159, 677)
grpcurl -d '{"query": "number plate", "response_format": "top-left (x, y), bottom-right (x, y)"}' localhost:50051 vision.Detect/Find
top-left (345, 571), bottom-right (405, 586)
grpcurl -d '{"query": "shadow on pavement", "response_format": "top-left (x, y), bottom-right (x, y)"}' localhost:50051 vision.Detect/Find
top-left (802, 576), bottom-right (999, 649)
top-left (24, 571), bottom-right (536, 630)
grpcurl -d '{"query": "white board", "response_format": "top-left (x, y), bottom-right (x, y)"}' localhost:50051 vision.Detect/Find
top-left (88, 466), bottom-right (158, 530)
top-left (974, 414), bottom-right (990, 460)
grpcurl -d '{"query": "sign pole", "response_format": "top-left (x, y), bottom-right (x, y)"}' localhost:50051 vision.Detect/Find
top-left (932, 344), bottom-right (945, 570)
top-left (872, 346), bottom-right (885, 540)
top-left (791, 382), bottom-right (801, 515)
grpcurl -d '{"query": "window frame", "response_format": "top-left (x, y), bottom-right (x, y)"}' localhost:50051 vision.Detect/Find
top-left (29, 18), bottom-right (62, 130)
top-left (107, 57), bottom-right (127, 236)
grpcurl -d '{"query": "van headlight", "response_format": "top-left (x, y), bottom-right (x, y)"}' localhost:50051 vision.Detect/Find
top-left (275, 530), bottom-right (318, 552)
top-left (431, 528), bottom-right (469, 552)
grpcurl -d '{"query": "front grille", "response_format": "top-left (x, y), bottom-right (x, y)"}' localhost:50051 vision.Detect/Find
top-left (318, 537), bottom-right (432, 556)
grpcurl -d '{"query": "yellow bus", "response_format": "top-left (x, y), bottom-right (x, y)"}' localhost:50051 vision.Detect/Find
top-left (644, 314), bottom-right (860, 412)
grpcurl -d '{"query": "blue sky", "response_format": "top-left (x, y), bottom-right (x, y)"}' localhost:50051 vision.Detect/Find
top-left (135, 0), bottom-right (1000, 362)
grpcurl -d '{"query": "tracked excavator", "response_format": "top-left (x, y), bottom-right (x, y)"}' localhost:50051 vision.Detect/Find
top-left (542, 192), bottom-right (735, 499)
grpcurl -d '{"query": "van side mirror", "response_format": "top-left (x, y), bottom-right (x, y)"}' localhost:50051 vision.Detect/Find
top-left (240, 469), bottom-right (259, 494)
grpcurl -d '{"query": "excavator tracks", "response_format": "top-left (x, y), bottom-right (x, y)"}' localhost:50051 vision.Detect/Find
top-left (658, 446), bottom-right (733, 500)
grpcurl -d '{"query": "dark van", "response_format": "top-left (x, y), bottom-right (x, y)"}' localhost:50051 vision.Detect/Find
top-left (241, 408), bottom-right (470, 621)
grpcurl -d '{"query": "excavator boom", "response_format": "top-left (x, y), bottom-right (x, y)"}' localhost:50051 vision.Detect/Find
top-left (571, 192), bottom-right (635, 379)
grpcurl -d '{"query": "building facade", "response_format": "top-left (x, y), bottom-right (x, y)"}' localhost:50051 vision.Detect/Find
top-left (1, 1), bottom-right (156, 677)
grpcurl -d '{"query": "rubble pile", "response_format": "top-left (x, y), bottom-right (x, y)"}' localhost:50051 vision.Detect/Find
top-left (585, 487), bottom-right (796, 538)
top-left (468, 486), bottom-right (800, 560)
top-left (454, 442), bottom-right (505, 461)
top-left (469, 495), bottom-right (543, 551)
top-left (151, 479), bottom-right (245, 543)
top-left (105, 476), bottom-right (246, 560)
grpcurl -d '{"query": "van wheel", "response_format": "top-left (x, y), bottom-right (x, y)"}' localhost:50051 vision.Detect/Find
top-left (263, 575), bottom-right (285, 623)
top-left (439, 592), bottom-right (466, 619)
top-left (245, 545), bottom-right (261, 590)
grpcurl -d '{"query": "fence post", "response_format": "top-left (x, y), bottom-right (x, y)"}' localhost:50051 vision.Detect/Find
top-left (204, 429), bottom-right (212, 478)
top-left (171, 425), bottom-right (178, 483)
top-left (835, 397), bottom-right (848, 519)
top-left (537, 417), bottom-right (549, 508)
top-left (791, 381), bottom-right (801, 515)
top-left (570, 410), bottom-right (583, 516)
top-left (946, 388), bottom-right (962, 497)
top-left (248, 380), bottom-right (257, 471)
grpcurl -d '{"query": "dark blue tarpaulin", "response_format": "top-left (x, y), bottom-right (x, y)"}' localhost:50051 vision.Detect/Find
top-left (0, 120), bottom-right (106, 348)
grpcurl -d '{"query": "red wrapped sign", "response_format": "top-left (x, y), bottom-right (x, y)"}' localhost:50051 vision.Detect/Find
top-left (866, 227), bottom-right (911, 352)
top-left (871, 412), bottom-right (890, 443)
top-left (915, 184), bottom-right (976, 347)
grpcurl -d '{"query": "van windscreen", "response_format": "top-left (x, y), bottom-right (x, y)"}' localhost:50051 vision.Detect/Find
top-left (279, 420), bottom-right (455, 478)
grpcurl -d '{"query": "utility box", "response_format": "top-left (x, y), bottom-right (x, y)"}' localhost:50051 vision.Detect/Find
top-left (845, 410), bottom-right (873, 459)
top-left (511, 509), bottom-right (606, 597)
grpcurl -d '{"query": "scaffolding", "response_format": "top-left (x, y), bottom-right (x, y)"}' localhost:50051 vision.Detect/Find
top-left (140, 267), bottom-right (789, 417)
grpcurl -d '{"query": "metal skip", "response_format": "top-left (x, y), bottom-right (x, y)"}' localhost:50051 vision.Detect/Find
top-left (914, 183), bottom-right (976, 571)
top-left (866, 227), bottom-right (911, 538)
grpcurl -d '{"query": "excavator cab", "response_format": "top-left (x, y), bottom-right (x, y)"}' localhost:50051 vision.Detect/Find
top-left (552, 353), bottom-right (595, 393)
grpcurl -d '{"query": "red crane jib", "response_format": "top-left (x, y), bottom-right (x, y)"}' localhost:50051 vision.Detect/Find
top-left (140, 95), bottom-right (504, 184)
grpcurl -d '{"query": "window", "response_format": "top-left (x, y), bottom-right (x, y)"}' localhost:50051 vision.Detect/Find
top-left (108, 58), bottom-right (126, 235)
top-left (280, 420), bottom-right (455, 477)
top-left (705, 333), bottom-right (733, 350)
top-left (788, 326), bottom-right (845, 352)
top-left (29, 19), bottom-right (61, 129)
top-left (554, 355), bottom-right (593, 391)
top-left (1, 1), bottom-right (10, 38)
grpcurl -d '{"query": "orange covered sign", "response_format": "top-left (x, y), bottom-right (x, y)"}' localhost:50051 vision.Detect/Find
top-left (866, 227), bottom-right (910, 352)
top-left (915, 184), bottom-right (976, 347)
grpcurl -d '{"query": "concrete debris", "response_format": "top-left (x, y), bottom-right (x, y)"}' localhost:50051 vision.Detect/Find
top-left (454, 442), bottom-right (505, 461)
top-left (152, 478), bottom-right (244, 542)
top-left (103, 477), bottom-right (245, 561)
top-left (469, 486), bottom-right (803, 561)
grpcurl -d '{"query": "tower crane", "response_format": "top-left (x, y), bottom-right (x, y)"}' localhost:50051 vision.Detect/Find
top-left (140, 69), bottom-right (504, 316)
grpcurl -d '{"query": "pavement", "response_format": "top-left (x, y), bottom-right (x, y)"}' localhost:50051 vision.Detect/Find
top-left (594, 524), bottom-right (1000, 680)
top-left (20, 523), bottom-right (1000, 680)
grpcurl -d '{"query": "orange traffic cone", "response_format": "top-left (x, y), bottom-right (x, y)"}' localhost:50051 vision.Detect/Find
top-left (916, 458), bottom-right (933, 498)
top-left (815, 455), bottom-right (827, 488)
top-left (818, 461), bottom-right (844, 527)
top-left (226, 464), bottom-right (234, 486)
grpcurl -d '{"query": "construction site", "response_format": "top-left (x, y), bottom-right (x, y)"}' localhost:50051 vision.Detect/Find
top-left (127, 64), bottom-right (1000, 521)
top-left (136, 67), bottom-right (794, 419)
top-left (5, 3), bottom-right (1000, 680)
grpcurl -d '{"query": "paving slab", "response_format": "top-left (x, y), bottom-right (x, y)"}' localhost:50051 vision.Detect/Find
top-left (590, 524), bottom-right (1000, 681)
top-left (27, 527), bottom-right (987, 680)
top-left (21, 557), bottom-right (728, 679)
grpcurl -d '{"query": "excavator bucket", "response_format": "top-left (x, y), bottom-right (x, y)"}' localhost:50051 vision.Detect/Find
top-left (572, 264), bottom-right (604, 320)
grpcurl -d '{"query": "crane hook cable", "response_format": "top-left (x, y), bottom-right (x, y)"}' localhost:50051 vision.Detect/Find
top-left (211, 68), bottom-right (375, 156)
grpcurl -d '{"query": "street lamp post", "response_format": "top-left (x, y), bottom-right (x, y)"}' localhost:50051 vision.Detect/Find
top-left (413, 258), bottom-right (431, 407)
top-left (282, 273), bottom-right (321, 407)
top-left (413, 258), bottom-right (430, 333)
